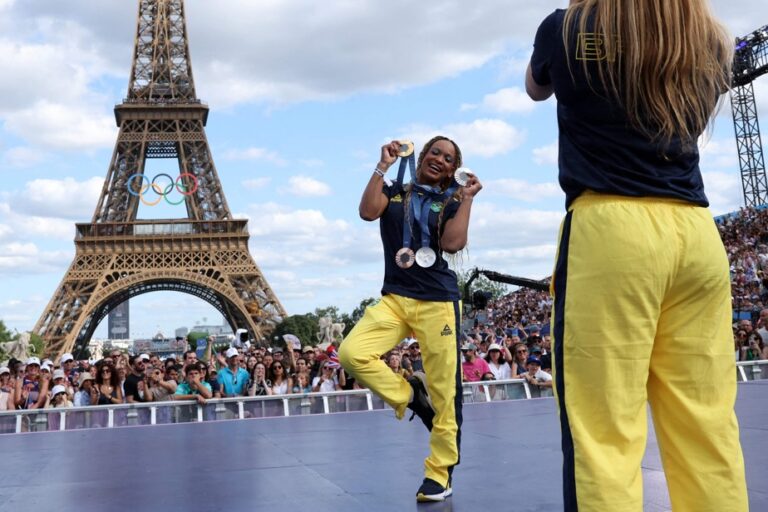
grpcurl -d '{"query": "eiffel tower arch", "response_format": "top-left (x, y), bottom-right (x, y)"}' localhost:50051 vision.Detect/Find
top-left (34, 0), bottom-right (287, 357)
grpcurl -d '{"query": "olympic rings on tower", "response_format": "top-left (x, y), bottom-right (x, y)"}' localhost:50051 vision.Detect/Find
top-left (126, 173), bottom-right (199, 206)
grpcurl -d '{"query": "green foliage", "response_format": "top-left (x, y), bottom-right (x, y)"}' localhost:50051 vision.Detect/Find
top-left (0, 320), bottom-right (12, 343)
top-left (29, 332), bottom-right (44, 356)
top-left (0, 323), bottom-right (46, 361)
top-left (272, 297), bottom-right (379, 346)
top-left (272, 313), bottom-right (319, 348)
top-left (457, 270), bottom-right (510, 301)
top-left (351, 298), bottom-right (377, 323)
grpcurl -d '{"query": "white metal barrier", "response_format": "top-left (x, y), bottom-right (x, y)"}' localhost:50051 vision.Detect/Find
top-left (0, 362), bottom-right (764, 435)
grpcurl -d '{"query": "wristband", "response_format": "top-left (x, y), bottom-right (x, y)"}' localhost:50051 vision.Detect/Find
top-left (373, 166), bottom-right (387, 178)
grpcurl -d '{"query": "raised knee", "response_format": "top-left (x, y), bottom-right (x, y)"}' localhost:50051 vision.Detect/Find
top-left (338, 344), bottom-right (367, 372)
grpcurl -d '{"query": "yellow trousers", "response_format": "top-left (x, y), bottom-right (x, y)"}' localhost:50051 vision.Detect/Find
top-left (552, 192), bottom-right (748, 511)
top-left (339, 294), bottom-right (462, 487)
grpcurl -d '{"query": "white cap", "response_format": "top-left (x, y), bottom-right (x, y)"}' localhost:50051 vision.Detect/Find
top-left (40, 363), bottom-right (52, 372)
top-left (26, 357), bottom-right (41, 366)
top-left (406, 338), bottom-right (419, 347)
top-left (52, 369), bottom-right (66, 380)
top-left (60, 353), bottom-right (74, 363)
top-left (51, 385), bottom-right (67, 396)
top-left (138, 353), bottom-right (150, 361)
top-left (0, 366), bottom-right (9, 375)
top-left (225, 347), bottom-right (239, 359)
top-left (488, 343), bottom-right (503, 352)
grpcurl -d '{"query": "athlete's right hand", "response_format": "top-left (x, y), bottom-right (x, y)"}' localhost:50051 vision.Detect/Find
top-left (378, 141), bottom-right (401, 171)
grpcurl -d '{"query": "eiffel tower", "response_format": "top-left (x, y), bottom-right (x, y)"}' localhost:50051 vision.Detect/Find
top-left (34, 0), bottom-right (286, 357)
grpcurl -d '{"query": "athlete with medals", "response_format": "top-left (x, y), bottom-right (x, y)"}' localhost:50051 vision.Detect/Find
top-left (339, 136), bottom-right (481, 502)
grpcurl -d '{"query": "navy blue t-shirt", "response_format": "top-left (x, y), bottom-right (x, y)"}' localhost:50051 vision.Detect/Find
top-left (530, 9), bottom-right (709, 210)
top-left (379, 182), bottom-right (461, 301)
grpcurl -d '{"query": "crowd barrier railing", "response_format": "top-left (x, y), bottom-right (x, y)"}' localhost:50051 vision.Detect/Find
top-left (1, 361), bottom-right (764, 435)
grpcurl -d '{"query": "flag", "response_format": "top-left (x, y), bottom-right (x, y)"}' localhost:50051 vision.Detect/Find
top-left (325, 344), bottom-right (341, 369)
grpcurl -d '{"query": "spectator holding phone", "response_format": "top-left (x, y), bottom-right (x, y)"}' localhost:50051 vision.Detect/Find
top-left (312, 362), bottom-right (343, 393)
top-left (148, 367), bottom-right (176, 402)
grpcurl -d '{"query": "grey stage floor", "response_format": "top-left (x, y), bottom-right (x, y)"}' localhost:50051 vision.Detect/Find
top-left (1, 381), bottom-right (765, 512)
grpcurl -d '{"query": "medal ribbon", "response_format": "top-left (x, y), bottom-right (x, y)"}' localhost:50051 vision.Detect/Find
top-left (395, 150), bottom-right (458, 256)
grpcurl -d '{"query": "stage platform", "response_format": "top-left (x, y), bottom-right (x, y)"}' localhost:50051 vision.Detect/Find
top-left (1, 381), bottom-right (766, 512)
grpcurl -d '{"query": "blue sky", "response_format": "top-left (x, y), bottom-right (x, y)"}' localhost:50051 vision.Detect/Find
top-left (0, 0), bottom-right (767, 340)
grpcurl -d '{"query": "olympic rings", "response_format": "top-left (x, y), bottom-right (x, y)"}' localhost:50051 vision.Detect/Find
top-left (126, 173), bottom-right (199, 206)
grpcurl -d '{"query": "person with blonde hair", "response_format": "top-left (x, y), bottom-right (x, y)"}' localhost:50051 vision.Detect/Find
top-left (526, 1), bottom-right (748, 510)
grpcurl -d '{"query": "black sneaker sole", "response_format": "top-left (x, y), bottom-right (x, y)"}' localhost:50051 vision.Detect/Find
top-left (410, 372), bottom-right (433, 411)
top-left (416, 486), bottom-right (452, 502)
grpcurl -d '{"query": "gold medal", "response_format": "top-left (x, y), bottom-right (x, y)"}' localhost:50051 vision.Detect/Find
top-left (397, 140), bottom-right (414, 158)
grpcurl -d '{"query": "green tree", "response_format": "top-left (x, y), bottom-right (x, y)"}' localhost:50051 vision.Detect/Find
top-left (314, 306), bottom-right (340, 320)
top-left (272, 313), bottom-right (319, 348)
top-left (457, 269), bottom-right (510, 301)
top-left (350, 297), bottom-right (378, 323)
top-left (0, 320), bottom-right (12, 343)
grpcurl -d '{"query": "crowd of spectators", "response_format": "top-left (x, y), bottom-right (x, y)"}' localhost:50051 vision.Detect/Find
top-left (2, 208), bottom-right (767, 416)
top-left (0, 340), bottom-right (358, 412)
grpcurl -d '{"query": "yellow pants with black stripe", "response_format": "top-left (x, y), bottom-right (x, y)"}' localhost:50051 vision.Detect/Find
top-left (339, 294), bottom-right (462, 488)
top-left (552, 192), bottom-right (748, 511)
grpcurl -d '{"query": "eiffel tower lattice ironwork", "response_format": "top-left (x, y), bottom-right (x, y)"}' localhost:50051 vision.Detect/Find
top-left (34, 0), bottom-right (287, 357)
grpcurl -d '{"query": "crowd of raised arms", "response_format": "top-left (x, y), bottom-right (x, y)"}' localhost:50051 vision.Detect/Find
top-left (2, 206), bottom-right (766, 413)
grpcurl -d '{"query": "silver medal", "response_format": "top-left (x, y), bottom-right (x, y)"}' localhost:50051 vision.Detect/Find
top-left (454, 167), bottom-right (474, 187)
top-left (395, 247), bottom-right (415, 269)
top-left (415, 247), bottom-right (437, 268)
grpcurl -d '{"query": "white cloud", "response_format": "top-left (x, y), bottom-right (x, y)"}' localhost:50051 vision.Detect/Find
top-left (0, 295), bottom-right (48, 330)
top-left (478, 87), bottom-right (536, 114)
top-left (0, 242), bottom-right (71, 275)
top-left (284, 176), bottom-right (332, 197)
top-left (242, 202), bottom-right (379, 270)
top-left (532, 141), bottom-right (558, 166)
top-left (0, 224), bottom-right (12, 241)
top-left (242, 177), bottom-right (271, 190)
top-left (702, 171), bottom-right (743, 216)
top-left (486, 178), bottom-right (562, 201)
top-left (6, 176), bottom-right (103, 220)
top-left (1, 146), bottom-right (45, 168)
top-left (699, 136), bottom-right (738, 171)
top-left (4, 102), bottom-right (116, 150)
top-left (404, 119), bottom-right (525, 158)
top-left (222, 147), bottom-right (286, 165)
top-left (2, 1), bottom-right (551, 109)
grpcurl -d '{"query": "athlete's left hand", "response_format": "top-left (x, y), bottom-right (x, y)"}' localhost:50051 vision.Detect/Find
top-left (462, 174), bottom-right (482, 199)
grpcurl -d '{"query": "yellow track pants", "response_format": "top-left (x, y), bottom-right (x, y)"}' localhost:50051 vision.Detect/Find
top-left (552, 192), bottom-right (748, 511)
top-left (339, 294), bottom-right (462, 488)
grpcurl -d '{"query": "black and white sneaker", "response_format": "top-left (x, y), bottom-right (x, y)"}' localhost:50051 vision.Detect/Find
top-left (407, 371), bottom-right (434, 431)
top-left (416, 477), bottom-right (453, 502)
